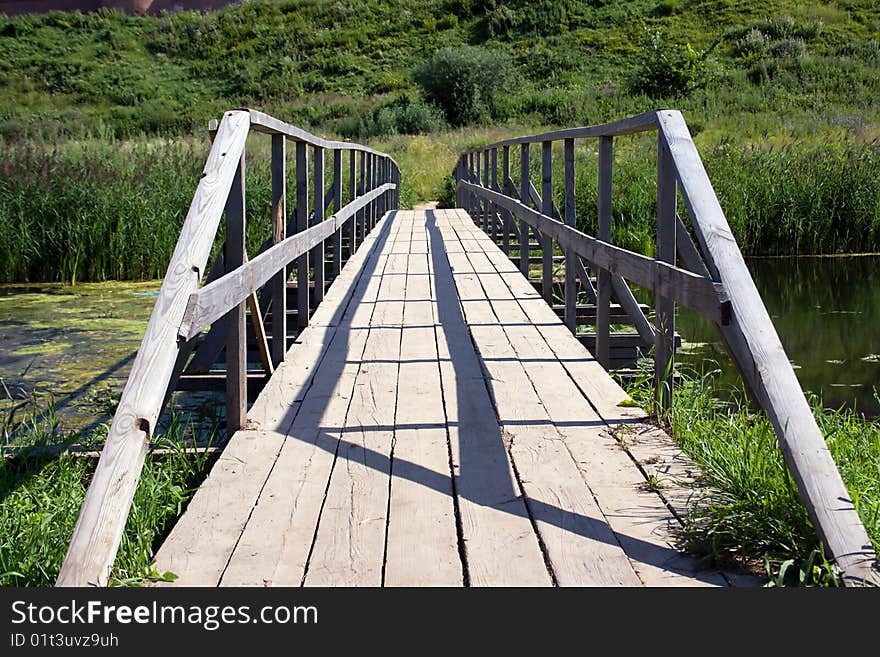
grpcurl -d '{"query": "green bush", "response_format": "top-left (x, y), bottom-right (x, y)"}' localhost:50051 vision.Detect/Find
top-left (337, 97), bottom-right (447, 139)
top-left (628, 31), bottom-right (709, 98)
top-left (412, 45), bottom-right (513, 126)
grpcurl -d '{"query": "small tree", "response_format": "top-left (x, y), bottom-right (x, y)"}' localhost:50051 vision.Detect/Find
top-left (413, 46), bottom-right (513, 126)
top-left (629, 31), bottom-right (709, 98)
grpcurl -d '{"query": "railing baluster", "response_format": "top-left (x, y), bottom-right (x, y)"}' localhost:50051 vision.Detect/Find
top-left (358, 151), bottom-right (366, 243)
top-left (270, 134), bottom-right (287, 367)
top-left (349, 150), bottom-right (357, 257)
top-left (541, 141), bottom-right (553, 304)
top-left (295, 140), bottom-right (310, 330)
top-left (482, 150), bottom-right (490, 233)
top-left (655, 134), bottom-right (677, 417)
top-left (312, 145), bottom-right (325, 306)
top-left (225, 151), bottom-right (247, 433)
top-left (596, 136), bottom-right (613, 366)
top-left (332, 149), bottom-right (342, 278)
top-left (563, 138), bottom-right (577, 334)
top-left (519, 143), bottom-right (530, 276)
top-left (490, 148), bottom-right (498, 242)
top-left (501, 146), bottom-right (511, 255)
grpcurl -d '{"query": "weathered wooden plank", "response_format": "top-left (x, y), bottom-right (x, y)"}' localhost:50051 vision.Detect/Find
top-left (270, 133), bottom-right (287, 368)
top-left (442, 230), bottom-right (642, 586)
top-left (428, 217), bottom-right (551, 586)
top-left (332, 149), bottom-right (343, 277)
top-left (540, 141), bottom-right (553, 304)
top-left (225, 154), bottom-right (248, 433)
top-left (219, 225), bottom-right (392, 586)
top-left (656, 109), bottom-right (879, 585)
top-left (385, 240), bottom-right (462, 586)
top-left (563, 138), bottom-right (577, 333)
top-left (312, 146), bottom-right (326, 306)
top-left (655, 134), bottom-right (677, 416)
top-left (519, 143), bottom-right (530, 276)
top-left (460, 111), bottom-right (658, 153)
top-left (295, 141), bottom-right (310, 330)
top-left (596, 136), bottom-right (613, 366)
top-left (56, 110), bottom-right (251, 587)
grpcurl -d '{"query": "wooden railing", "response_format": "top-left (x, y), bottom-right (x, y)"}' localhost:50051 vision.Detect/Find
top-left (454, 109), bottom-right (879, 587)
top-left (56, 109), bottom-right (399, 587)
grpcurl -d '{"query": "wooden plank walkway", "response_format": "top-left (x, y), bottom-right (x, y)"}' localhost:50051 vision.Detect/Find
top-left (154, 208), bottom-right (743, 587)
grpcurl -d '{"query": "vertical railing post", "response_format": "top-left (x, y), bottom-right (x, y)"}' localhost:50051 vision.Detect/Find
top-left (501, 146), bottom-right (511, 255)
top-left (563, 138), bottom-right (577, 334)
top-left (475, 150), bottom-right (482, 226)
top-left (469, 152), bottom-right (477, 220)
top-left (366, 153), bottom-right (374, 231)
top-left (295, 140), bottom-right (310, 330)
top-left (312, 145), bottom-right (325, 306)
top-left (540, 141), bottom-right (553, 304)
top-left (596, 136), bottom-right (614, 367)
top-left (377, 155), bottom-right (385, 220)
top-left (655, 135), bottom-right (677, 417)
top-left (225, 151), bottom-right (247, 433)
top-left (519, 143), bottom-right (530, 276)
top-left (490, 148), bottom-right (498, 242)
top-left (332, 148), bottom-right (343, 279)
top-left (482, 149), bottom-right (490, 232)
top-left (349, 149), bottom-right (357, 257)
top-left (358, 151), bottom-right (366, 243)
top-left (270, 134), bottom-right (287, 368)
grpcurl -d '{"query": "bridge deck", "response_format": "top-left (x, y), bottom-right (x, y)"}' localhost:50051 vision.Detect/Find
top-left (154, 209), bottom-right (737, 587)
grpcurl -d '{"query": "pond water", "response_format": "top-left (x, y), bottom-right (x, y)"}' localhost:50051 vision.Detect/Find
top-left (675, 255), bottom-right (880, 418)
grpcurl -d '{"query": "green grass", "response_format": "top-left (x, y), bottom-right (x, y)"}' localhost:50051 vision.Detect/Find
top-left (623, 364), bottom-right (880, 586)
top-left (0, 1), bottom-right (878, 282)
top-left (0, 391), bottom-right (217, 586)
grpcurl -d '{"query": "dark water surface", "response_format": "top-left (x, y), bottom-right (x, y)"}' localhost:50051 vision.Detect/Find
top-left (675, 255), bottom-right (880, 417)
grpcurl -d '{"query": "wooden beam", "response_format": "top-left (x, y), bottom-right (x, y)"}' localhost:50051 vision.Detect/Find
top-left (460, 111), bottom-right (658, 153)
top-left (563, 138), bottom-right (577, 333)
top-left (270, 134), bottom-right (287, 368)
top-left (519, 144), bottom-right (530, 276)
top-left (179, 185), bottom-right (393, 341)
top-left (541, 141), bottom-right (553, 304)
top-left (56, 109), bottom-right (251, 587)
top-left (296, 141), bottom-right (310, 330)
top-left (459, 180), bottom-right (729, 324)
top-left (596, 136), bottom-right (613, 367)
top-left (655, 134), bottom-right (676, 417)
top-left (656, 109), bottom-right (879, 586)
top-left (225, 152), bottom-right (248, 434)
top-left (312, 145), bottom-right (325, 306)
top-left (332, 149), bottom-right (343, 278)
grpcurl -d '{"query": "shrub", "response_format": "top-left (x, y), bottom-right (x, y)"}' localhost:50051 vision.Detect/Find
top-left (412, 45), bottom-right (513, 126)
top-left (628, 31), bottom-right (709, 98)
top-left (337, 97), bottom-right (447, 139)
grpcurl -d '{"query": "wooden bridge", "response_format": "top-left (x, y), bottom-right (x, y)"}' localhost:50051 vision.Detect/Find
top-left (56, 109), bottom-right (879, 587)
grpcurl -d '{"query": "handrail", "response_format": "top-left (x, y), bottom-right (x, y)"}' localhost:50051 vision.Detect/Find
top-left (57, 109), bottom-right (399, 587)
top-left (454, 109), bottom-right (879, 587)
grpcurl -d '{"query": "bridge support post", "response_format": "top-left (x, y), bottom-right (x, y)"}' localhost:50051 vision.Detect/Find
top-left (490, 148), bottom-right (499, 243)
top-left (349, 150), bottom-right (358, 258)
top-left (312, 146), bottom-right (325, 306)
top-left (655, 135), bottom-right (677, 418)
top-left (540, 141), bottom-right (553, 305)
top-left (270, 134), bottom-right (287, 367)
top-left (519, 144), bottom-right (530, 277)
top-left (296, 141), bottom-right (310, 330)
top-left (225, 151), bottom-right (247, 433)
top-left (358, 151), bottom-right (366, 244)
top-left (596, 136), bottom-right (613, 366)
top-left (563, 138), bottom-right (577, 334)
top-left (501, 147), bottom-right (511, 255)
top-left (332, 149), bottom-right (343, 279)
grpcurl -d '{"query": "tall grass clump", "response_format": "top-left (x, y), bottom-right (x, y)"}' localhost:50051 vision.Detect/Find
top-left (0, 391), bottom-right (217, 586)
top-left (0, 137), bottom-right (275, 284)
top-left (625, 366), bottom-right (880, 585)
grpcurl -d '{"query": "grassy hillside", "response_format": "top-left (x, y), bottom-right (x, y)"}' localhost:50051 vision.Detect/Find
top-left (1, 1), bottom-right (878, 142)
top-left (1, 0), bottom-right (879, 282)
